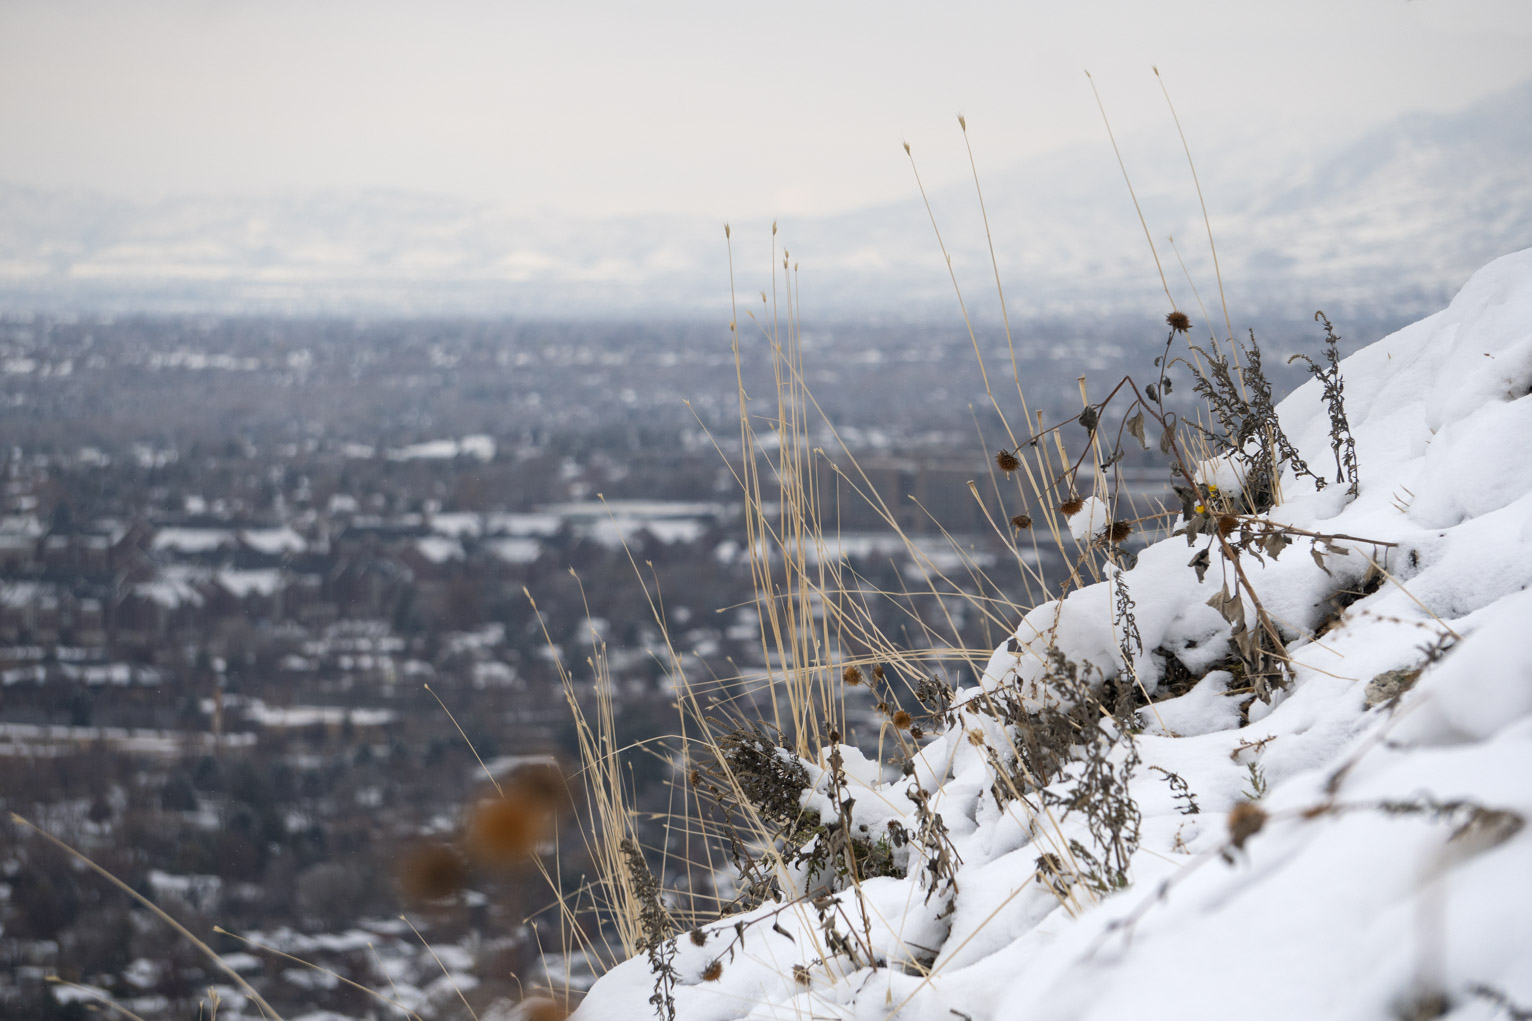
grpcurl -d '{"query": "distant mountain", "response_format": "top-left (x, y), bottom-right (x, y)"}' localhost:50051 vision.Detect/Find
top-left (1, 79), bottom-right (1528, 321)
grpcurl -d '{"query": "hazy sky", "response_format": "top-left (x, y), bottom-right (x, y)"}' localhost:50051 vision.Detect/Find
top-left (2, 0), bottom-right (1529, 220)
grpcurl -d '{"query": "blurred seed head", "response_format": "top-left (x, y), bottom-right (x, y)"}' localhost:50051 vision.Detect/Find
top-left (468, 796), bottom-right (544, 865)
top-left (522, 997), bottom-right (571, 1021)
top-left (1228, 802), bottom-right (1267, 850)
top-left (398, 843), bottom-right (466, 903)
top-left (467, 766), bottom-right (567, 866)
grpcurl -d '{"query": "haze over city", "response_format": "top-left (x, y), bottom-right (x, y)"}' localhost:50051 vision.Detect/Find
top-left (4, 5), bottom-right (1532, 1021)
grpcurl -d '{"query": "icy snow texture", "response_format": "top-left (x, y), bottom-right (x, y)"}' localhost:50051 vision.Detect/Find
top-left (577, 249), bottom-right (1532, 1021)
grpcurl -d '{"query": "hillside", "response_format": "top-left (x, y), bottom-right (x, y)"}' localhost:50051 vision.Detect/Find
top-left (574, 247), bottom-right (1532, 1021)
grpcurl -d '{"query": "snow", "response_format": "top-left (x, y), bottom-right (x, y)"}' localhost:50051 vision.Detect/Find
top-left (484, 536), bottom-right (542, 564)
top-left (413, 535), bottom-right (465, 563)
top-left (241, 702), bottom-right (397, 729)
top-left (387, 434), bottom-right (496, 462)
top-left (152, 527), bottom-right (236, 553)
top-left (577, 249), bottom-right (1532, 1021)
top-left (239, 526), bottom-right (306, 555)
top-left (216, 568), bottom-right (282, 598)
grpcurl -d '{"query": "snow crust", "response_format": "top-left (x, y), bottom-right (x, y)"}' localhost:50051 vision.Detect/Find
top-left (577, 249), bottom-right (1532, 1021)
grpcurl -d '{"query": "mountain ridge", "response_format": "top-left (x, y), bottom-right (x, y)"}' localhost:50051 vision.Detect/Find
top-left (1, 78), bottom-right (1528, 320)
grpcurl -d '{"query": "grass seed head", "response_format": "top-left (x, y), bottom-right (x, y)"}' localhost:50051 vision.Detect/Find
top-left (891, 709), bottom-right (913, 731)
top-left (1107, 520), bottom-right (1133, 543)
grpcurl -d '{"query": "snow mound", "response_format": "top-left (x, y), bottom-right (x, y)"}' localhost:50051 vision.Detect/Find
top-left (577, 249), bottom-right (1532, 1021)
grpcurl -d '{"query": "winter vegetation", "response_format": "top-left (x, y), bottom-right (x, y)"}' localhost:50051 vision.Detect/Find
top-left (566, 243), bottom-right (1532, 1021)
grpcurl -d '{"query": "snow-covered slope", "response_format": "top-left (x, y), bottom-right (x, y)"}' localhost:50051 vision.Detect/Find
top-left (577, 248), bottom-right (1532, 1020)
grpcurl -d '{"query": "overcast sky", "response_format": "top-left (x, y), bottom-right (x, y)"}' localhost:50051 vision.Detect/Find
top-left (1, 0), bottom-right (1529, 220)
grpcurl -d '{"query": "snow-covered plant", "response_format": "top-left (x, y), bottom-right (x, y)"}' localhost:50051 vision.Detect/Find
top-left (1290, 310), bottom-right (1361, 497)
top-left (1184, 329), bottom-right (1326, 511)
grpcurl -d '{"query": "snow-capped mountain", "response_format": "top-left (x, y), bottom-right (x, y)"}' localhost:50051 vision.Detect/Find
top-left (0, 80), bottom-right (1528, 321)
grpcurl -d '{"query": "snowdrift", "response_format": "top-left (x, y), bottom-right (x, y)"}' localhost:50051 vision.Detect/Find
top-left (578, 248), bottom-right (1532, 1021)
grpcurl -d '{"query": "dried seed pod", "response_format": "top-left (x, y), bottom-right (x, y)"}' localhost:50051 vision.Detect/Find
top-left (1166, 310), bottom-right (1192, 333)
top-left (1060, 497), bottom-right (1085, 517)
top-left (842, 664), bottom-right (864, 686)
top-left (996, 449), bottom-right (1021, 472)
top-left (467, 793), bottom-right (550, 865)
top-left (701, 960), bottom-right (724, 982)
top-left (1228, 802), bottom-right (1267, 849)
top-left (398, 843), bottom-right (466, 902)
top-left (1011, 514), bottom-right (1033, 531)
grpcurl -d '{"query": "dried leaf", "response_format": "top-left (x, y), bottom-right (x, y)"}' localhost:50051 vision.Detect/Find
top-left (1079, 405), bottom-right (1100, 432)
top-left (1146, 383), bottom-right (1160, 403)
top-left (1263, 531), bottom-right (1291, 560)
top-left (1310, 544), bottom-right (1333, 576)
top-left (1126, 410), bottom-right (1148, 449)
top-left (1182, 512), bottom-right (1205, 546)
top-left (1207, 585), bottom-right (1244, 625)
top-left (1188, 547), bottom-right (1211, 583)
top-left (1159, 423), bottom-right (1177, 455)
top-left (1100, 449), bottom-right (1125, 471)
